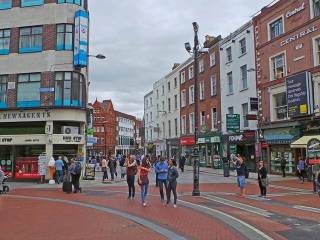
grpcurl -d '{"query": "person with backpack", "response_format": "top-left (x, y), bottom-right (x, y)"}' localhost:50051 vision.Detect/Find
top-left (167, 158), bottom-right (179, 208)
top-left (119, 155), bottom-right (126, 179)
top-left (138, 157), bottom-right (151, 206)
top-left (234, 154), bottom-right (247, 197)
top-left (69, 159), bottom-right (82, 193)
top-left (297, 158), bottom-right (306, 183)
top-left (125, 155), bottom-right (137, 199)
top-left (155, 157), bottom-right (169, 203)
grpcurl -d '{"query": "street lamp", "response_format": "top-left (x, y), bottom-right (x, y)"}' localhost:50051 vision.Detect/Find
top-left (88, 54), bottom-right (106, 60)
top-left (185, 22), bottom-right (201, 196)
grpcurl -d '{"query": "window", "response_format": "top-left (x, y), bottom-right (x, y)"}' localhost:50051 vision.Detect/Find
top-left (57, 0), bottom-right (81, 5)
top-left (181, 115), bottom-right (186, 134)
top-left (56, 24), bottom-right (73, 51)
top-left (162, 122), bottom-right (165, 138)
top-left (162, 85), bottom-right (165, 95)
top-left (168, 82), bottom-right (171, 92)
top-left (227, 72), bottom-right (233, 94)
top-left (150, 97), bottom-right (152, 106)
top-left (226, 47), bottom-right (232, 62)
top-left (199, 59), bottom-right (204, 73)
top-left (240, 65), bottom-right (248, 90)
top-left (189, 66), bottom-right (194, 79)
top-left (162, 100), bottom-right (165, 111)
top-left (156, 89), bottom-right (159, 98)
top-left (199, 81), bottom-right (205, 100)
top-left (200, 111), bottom-right (205, 126)
top-left (273, 92), bottom-right (287, 120)
top-left (174, 118), bottom-right (178, 136)
top-left (211, 108), bottom-right (217, 130)
top-left (174, 94), bottom-right (178, 109)
top-left (146, 114), bottom-right (148, 123)
top-left (180, 71), bottom-right (185, 83)
top-left (168, 120), bottom-right (171, 138)
top-left (0, 75), bottom-right (7, 107)
top-left (17, 73), bottom-right (41, 107)
top-left (239, 38), bottom-right (246, 55)
top-left (19, 26), bottom-right (42, 53)
top-left (181, 90), bottom-right (186, 107)
top-left (168, 98), bottom-right (171, 112)
top-left (174, 77), bottom-right (177, 88)
top-left (189, 112), bottom-right (195, 134)
top-left (55, 72), bottom-right (84, 107)
top-left (150, 112), bottom-right (152, 122)
top-left (0, 29), bottom-right (10, 55)
top-left (269, 17), bottom-right (283, 40)
top-left (21, 0), bottom-right (44, 7)
top-left (211, 75), bottom-right (217, 96)
top-left (189, 85), bottom-right (194, 104)
top-left (145, 99), bottom-right (148, 108)
top-left (156, 104), bottom-right (159, 116)
top-left (314, 37), bottom-right (320, 66)
top-left (210, 52), bottom-right (216, 66)
top-left (270, 53), bottom-right (286, 80)
top-left (228, 107), bottom-right (234, 114)
top-left (0, 0), bottom-right (12, 10)
top-left (242, 103), bottom-right (249, 128)
top-left (312, 0), bottom-right (320, 18)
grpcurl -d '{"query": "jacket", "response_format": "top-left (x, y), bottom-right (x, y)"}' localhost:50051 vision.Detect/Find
top-left (155, 161), bottom-right (168, 180)
top-left (167, 166), bottom-right (179, 182)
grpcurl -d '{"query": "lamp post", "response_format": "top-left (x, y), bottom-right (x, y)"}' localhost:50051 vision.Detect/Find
top-left (185, 22), bottom-right (200, 196)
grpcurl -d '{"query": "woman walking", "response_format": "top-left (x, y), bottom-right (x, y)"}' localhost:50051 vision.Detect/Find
top-left (167, 159), bottom-right (179, 208)
top-left (125, 155), bottom-right (137, 199)
top-left (138, 157), bottom-right (151, 206)
top-left (258, 160), bottom-right (268, 198)
top-left (297, 158), bottom-right (306, 183)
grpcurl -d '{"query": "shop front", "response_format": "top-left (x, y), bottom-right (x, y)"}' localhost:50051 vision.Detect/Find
top-left (180, 136), bottom-right (195, 166)
top-left (166, 138), bottom-right (180, 159)
top-left (197, 133), bottom-right (222, 168)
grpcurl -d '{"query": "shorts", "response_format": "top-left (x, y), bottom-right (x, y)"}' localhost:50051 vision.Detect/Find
top-left (237, 175), bottom-right (246, 188)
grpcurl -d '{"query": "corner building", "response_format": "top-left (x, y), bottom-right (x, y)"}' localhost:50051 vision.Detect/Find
top-left (0, 0), bottom-right (89, 179)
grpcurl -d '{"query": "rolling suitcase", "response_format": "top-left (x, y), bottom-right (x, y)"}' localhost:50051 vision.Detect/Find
top-left (62, 172), bottom-right (72, 194)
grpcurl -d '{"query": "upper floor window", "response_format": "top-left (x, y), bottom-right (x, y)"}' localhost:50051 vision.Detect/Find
top-left (211, 108), bottom-right (217, 130)
top-left (0, 75), bottom-right (7, 108)
top-left (150, 97), bottom-right (152, 106)
top-left (180, 71), bottom-right (185, 83)
top-left (19, 26), bottom-right (42, 53)
top-left (269, 17), bottom-right (283, 40)
top-left (199, 81), bottom-right (205, 100)
top-left (228, 106), bottom-right (234, 114)
top-left (227, 72), bottom-right (233, 95)
top-left (168, 98), bottom-right (171, 112)
top-left (21, 0), bottom-right (44, 7)
top-left (272, 92), bottom-right (287, 121)
top-left (168, 81), bottom-right (171, 92)
top-left (188, 66), bottom-right (194, 79)
top-left (162, 85), bottom-right (164, 95)
top-left (242, 103), bottom-right (249, 128)
top-left (17, 73), bottom-right (41, 107)
top-left (200, 111), bottom-right (206, 126)
top-left (156, 89), bottom-right (159, 98)
top-left (210, 52), bottom-right (216, 66)
top-left (0, 0), bottom-right (12, 10)
top-left (270, 53), bottom-right (286, 80)
top-left (312, 0), bottom-right (320, 18)
top-left (174, 77), bottom-right (177, 88)
top-left (0, 29), bottom-right (10, 55)
top-left (199, 59), bottom-right (204, 73)
top-left (174, 94), bottom-right (178, 109)
top-left (240, 65), bottom-right (248, 90)
top-left (313, 37), bottom-right (320, 66)
top-left (210, 75), bottom-right (217, 96)
top-left (189, 85), bottom-right (195, 104)
top-left (239, 38), bottom-right (246, 55)
top-left (56, 24), bottom-right (73, 51)
top-left (57, 0), bottom-right (81, 5)
top-left (181, 90), bottom-right (186, 107)
top-left (226, 47), bottom-right (232, 62)
top-left (181, 115), bottom-right (186, 134)
top-left (189, 112), bottom-right (195, 134)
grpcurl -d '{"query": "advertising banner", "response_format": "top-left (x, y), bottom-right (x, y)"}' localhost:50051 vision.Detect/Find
top-left (226, 114), bottom-right (240, 133)
top-left (286, 72), bottom-right (313, 118)
top-left (74, 10), bottom-right (89, 67)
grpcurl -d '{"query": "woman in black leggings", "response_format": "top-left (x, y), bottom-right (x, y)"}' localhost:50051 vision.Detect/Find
top-left (166, 159), bottom-right (179, 207)
top-left (125, 155), bottom-right (137, 199)
top-left (258, 160), bottom-right (268, 197)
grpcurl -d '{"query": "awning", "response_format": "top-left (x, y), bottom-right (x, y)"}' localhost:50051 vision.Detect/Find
top-left (290, 135), bottom-right (320, 148)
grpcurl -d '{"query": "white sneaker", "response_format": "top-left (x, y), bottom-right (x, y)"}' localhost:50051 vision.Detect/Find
top-left (173, 204), bottom-right (177, 208)
top-left (143, 202), bottom-right (146, 207)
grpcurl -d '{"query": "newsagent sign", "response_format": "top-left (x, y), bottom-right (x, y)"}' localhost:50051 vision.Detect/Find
top-left (286, 71), bottom-right (313, 118)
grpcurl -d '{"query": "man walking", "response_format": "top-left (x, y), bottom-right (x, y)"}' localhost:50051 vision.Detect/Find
top-left (280, 156), bottom-right (286, 177)
top-left (55, 156), bottom-right (64, 184)
top-left (179, 154), bottom-right (186, 173)
top-left (155, 157), bottom-right (169, 203)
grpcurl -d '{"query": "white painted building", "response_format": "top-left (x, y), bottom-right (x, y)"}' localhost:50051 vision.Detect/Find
top-left (116, 111), bottom-right (136, 155)
top-left (144, 90), bottom-right (156, 154)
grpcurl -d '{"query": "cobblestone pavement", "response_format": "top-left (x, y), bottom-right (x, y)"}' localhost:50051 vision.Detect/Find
top-left (2, 169), bottom-right (320, 240)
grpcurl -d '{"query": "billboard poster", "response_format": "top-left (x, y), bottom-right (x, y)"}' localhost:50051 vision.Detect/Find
top-left (286, 72), bottom-right (313, 118)
top-left (74, 10), bottom-right (89, 67)
top-left (226, 114), bottom-right (240, 133)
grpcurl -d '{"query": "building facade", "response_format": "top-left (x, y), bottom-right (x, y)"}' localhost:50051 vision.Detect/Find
top-left (254, 0), bottom-right (320, 174)
top-left (220, 21), bottom-right (258, 171)
top-left (144, 90), bottom-right (155, 155)
top-left (0, 0), bottom-right (89, 179)
top-left (115, 111), bottom-right (136, 155)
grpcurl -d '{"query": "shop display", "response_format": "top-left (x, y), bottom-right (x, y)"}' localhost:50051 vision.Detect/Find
top-left (15, 157), bottom-right (41, 179)
top-left (270, 146), bottom-right (294, 174)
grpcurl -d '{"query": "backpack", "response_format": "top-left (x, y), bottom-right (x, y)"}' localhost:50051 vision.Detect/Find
top-left (74, 162), bottom-right (81, 174)
top-left (244, 166), bottom-right (249, 179)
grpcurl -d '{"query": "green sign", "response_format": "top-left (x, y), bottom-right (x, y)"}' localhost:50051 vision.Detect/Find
top-left (87, 128), bottom-right (94, 135)
top-left (197, 136), bottom-right (221, 144)
top-left (230, 145), bottom-right (237, 154)
top-left (226, 114), bottom-right (240, 133)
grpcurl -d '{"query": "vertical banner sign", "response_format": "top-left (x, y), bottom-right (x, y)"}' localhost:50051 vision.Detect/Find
top-left (286, 72), bottom-right (313, 118)
top-left (74, 10), bottom-right (89, 67)
top-left (226, 114), bottom-right (240, 133)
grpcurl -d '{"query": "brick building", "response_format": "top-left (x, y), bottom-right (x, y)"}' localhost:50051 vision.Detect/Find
top-left (92, 99), bottom-right (117, 156)
top-left (253, 0), bottom-right (320, 174)
top-left (180, 35), bottom-right (223, 167)
top-left (0, 0), bottom-right (89, 179)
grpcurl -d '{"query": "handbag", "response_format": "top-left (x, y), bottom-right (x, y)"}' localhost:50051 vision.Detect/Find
top-left (261, 177), bottom-right (269, 187)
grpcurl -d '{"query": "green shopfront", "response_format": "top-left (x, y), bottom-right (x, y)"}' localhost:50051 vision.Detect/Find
top-left (197, 133), bottom-right (222, 168)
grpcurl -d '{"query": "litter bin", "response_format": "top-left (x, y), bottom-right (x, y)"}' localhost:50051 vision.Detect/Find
top-left (223, 157), bottom-right (230, 177)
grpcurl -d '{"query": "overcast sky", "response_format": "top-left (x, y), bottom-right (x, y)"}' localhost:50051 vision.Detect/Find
top-left (88, 0), bottom-right (272, 118)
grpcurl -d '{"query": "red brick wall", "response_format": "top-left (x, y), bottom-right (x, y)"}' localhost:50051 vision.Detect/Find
top-left (43, 24), bottom-right (56, 51)
top-left (7, 75), bottom-right (17, 108)
top-left (40, 72), bottom-right (55, 107)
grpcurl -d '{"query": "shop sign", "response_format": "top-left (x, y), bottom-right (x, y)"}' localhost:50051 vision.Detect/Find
top-left (246, 114), bottom-right (257, 120)
top-left (230, 145), bottom-right (237, 154)
top-left (286, 72), bottom-right (312, 118)
top-left (38, 155), bottom-right (47, 176)
top-left (87, 128), bottom-right (94, 135)
top-left (87, 136), bottom-right (97, 144)
top-left (249, 97), bottom-right (259, 111)
top-left (244, 130), bottom-right (256, 139)
top-left (0, 111), bottom-right (51, 121)
top-left (226, 114), bottom-right (240, 133)
top-left (286, 2), bottom-right (305, 18)
top-left (307, 138), bottom-right (320, 164)
top-left (228, 134), bottom-right (243, 142)
top-left (63, 135), bottom-right (82, 143)
top-left (180, 136), bottom-right (195, 146)
top-left (261, 142), bottom-right (269, 148)
top-left (52, 134), bottom-right (85, 145)
top-left (280, 26), bottom-right (318, 46)
top-left (197, 136), bottom-right (221, 144)
top-left (0, 135), bottom-right (45, 145)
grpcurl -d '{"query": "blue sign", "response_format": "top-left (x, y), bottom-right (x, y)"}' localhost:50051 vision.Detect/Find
top-left (74, 10), bottom-right (89, 67)
top-left (87, 136), bottom-right (97, 144)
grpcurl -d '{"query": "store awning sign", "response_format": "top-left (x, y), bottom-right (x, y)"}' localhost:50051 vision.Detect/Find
top-left (307, 138), bottom-right (320, 164)
top-left (286, 71), bottom-right (313, 118)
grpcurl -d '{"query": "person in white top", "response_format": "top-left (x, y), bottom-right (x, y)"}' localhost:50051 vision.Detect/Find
top-left (101, 157), bottom-right (109, 182)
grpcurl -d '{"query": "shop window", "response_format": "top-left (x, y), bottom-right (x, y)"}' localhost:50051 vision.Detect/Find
top-left (17, 73), bottom-right (41, 107)
top-left (55, 72), bottom-right (84, 107)
top-left (227, 72), bottom-right (233, 94)
top-left (0, 75), bottom-right (7, 108)
top-left (240, 65), bottom-right (248, 90)
top-left (19, 26), bottom-right (43, 53)
top-left (21, 0), bottom-right (44, 7)
top-left (269, 17), bottom-right (283, 40)
top-left (312, 0), bottom-right (320, 18)
top-left (189, 66), bottom-right (194, 79)
top-left (210, 75), bottom-right (217, 96)
top-left (189, 85), bottom-right (194, 104)
top-left (57, 0), bottom-right (81, 5)
top-left (239, 38), bottom-right (246, 55)
top-left (189, 112), bottom-right (195, 134)
top-left (226, 47), bottom-right (232, 62)
top-left (242, 103), bottom-right (249, 128)
top-left (273, 92), bottom-right (287, 121)
top-left (0, 0), bottom-right (12, 10)
top-left (270, 53), bottom-right (286, 80)
top-left (0, 29), bottom-right (10, 55)
top-left (56, 24), bottom-right (73, 51)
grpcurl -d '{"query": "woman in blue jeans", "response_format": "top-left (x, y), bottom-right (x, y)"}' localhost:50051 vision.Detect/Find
top-left (139, 158), bottom-right (151, 207)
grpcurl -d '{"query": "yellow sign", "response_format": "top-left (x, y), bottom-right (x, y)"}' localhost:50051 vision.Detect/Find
top-left (300, 104), bottom-right (307, 114)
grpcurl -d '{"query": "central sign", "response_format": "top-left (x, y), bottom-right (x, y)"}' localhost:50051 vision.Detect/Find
top-left (280, 26), bottom-right (318, 46)
top-left (286, 2), bottom-right (305, 18)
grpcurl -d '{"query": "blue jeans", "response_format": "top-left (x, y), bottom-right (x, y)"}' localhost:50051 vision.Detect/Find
top-left (140, 183), bottom-right (149, 203)
top-left (56, 170), bottom-right (63, 184)
top-left (158, 179), bottom-right (168, 201)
